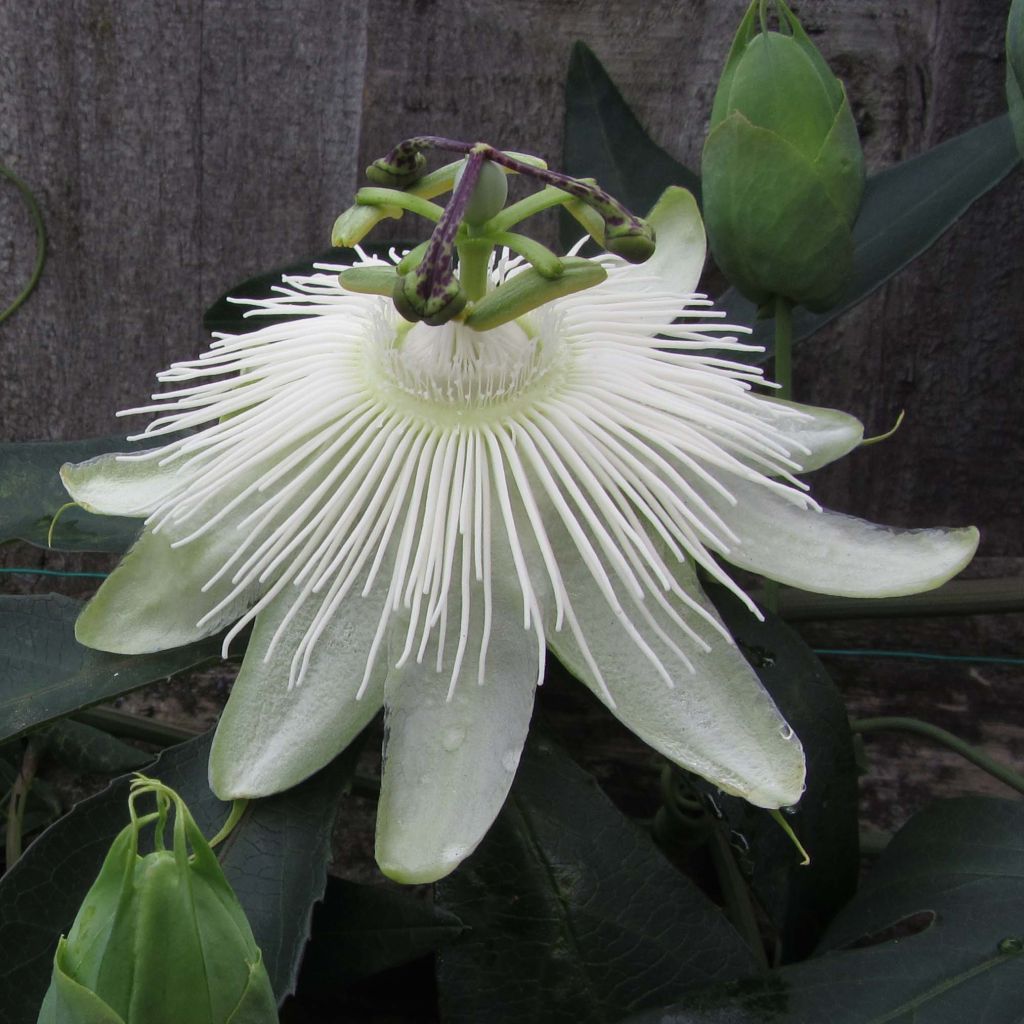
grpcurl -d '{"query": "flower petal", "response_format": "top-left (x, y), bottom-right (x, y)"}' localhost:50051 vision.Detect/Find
top-left (209, 581), bottom-right (390, 798)
top-left (705, 472), bottom-right (979, 597)
top-left (546, 552), bottom-right (805, 808)
top-left (375, 577), bottom-right (539, 884)
top-left (75, 516), bottom-right (260, 654)
top-left (61, 452), bottom-right (185, 517)
top-left (639, 186), bottom-right (707, 298)
top-left (749, 395), bottom-right (864, 473)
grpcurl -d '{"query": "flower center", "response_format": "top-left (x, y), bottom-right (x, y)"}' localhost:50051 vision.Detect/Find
top-left (365, 305), bottom-right (567, 423)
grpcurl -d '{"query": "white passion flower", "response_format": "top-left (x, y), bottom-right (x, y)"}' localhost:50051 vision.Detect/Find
top-left (62, 189), bottom-right (978, 883)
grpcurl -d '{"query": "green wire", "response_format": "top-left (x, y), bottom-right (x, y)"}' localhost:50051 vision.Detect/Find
top-left (0, 161), bottom-right (47, 325)
top-left (815, 648), bottom-right (1024, 667)
top-left (0, 568), bottom-right (110, 579)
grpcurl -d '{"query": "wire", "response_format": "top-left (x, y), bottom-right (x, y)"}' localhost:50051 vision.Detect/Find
top-left (814, 648), bottom-right (1024, 667)
top-left (0, 568), bottom-right (110, 579)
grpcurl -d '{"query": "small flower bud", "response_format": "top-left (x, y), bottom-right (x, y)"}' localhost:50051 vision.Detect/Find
top-left (604, 218), bottom-right (656, 264)
top-left (393, 270), bottom-right (467, 326)
top-left (453, 157), bottom-right (509, 226)
top-left (701, 0), bottom-right (865, 311)
top-left (36, 779), bottom-right (277, 1024)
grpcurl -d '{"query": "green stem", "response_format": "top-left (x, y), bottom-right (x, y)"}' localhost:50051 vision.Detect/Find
top-left (708, 827), bottom-right (770, 970)
top-left (209, 799), bottom-right (249, 849)
top-left (4, 737), bottom-right (44, 872)
top-left (773, 294), bottom-right (793, 401)
top-left (354, 186), bottom-right (444, 222)
top-left (491, 231), bottom-right (564, 278)
top-left (0, 161), bottom-right (47, 326)
top-left (852, 716), bottom-right (1024, 797)
top-left (486, 184), bottom-right (575, 234)
top-left (456, 236), bottom-right (493, 302)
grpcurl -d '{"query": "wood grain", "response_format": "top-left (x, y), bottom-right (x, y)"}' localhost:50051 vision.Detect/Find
top-left (1, 0), bottom-right (1020, 559)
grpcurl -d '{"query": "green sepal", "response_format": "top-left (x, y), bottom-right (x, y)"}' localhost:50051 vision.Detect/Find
top-left (702, 111), bottom-right (853, 311)
top-left (37, 780), bottom-right (276, 1024)
top-left (726, 31), bottom-right (838, 162)
top-left (813, 86), bottom-right (866, 226)
top-left (338, 265), bottom-right (401, 297)
top-left (709, 0), bottom-right (760, 130)
top-left (37, 938), bottom-right (127, 1024)
top-left (775, 0), bottom-right (844, 110)
top-left (462, 257), bottom-right (607, 331)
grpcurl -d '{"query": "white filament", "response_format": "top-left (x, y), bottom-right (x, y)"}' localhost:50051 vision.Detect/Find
top-left (120, 251), bottom-right (814, 702)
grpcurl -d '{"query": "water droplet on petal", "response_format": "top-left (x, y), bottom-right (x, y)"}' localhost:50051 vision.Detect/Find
top-left (502, 749), bottom-right (521, 773)
top-left (779, 724), bottom-right (794, 740)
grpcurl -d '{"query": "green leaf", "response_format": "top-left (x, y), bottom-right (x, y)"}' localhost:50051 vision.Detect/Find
top-left (702, 583), bottom-right (860, 961)
top-left (434, 734), bottom-right (756, 1024)
top-left (41, 719), bottom-right (151, 775)
top-left (1009, 0), bottom-right (1024, 158)
top-left (203, 243), bottom-right (409, 336)
top-left (718, 115), bottom-right (1021, 360)
top-left (0, 436), bottom-right (163, 553)
top-left (623, 798), bottom-right (1024, 1024)
top-left (562, 42), bottom-right (700, 247)
top-left (0, 730), bottom-right (355, 1021)
top-left (296, 876), bottom-right (465, 995)
top-left (0, 593), bottom-right (223, 745)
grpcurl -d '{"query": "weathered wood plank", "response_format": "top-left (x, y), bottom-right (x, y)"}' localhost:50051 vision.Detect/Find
top-left (0, 0), bottom-right (1019, 557)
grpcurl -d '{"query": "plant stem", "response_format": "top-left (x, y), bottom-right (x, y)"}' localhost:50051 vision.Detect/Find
top-left (0, 161), bottom-right (46, 326)
top-left (4, 737), bottom-right (44, 872)
top-left (708, 827), bottom-right (770, 970)
top-left (852, 716), bottom-right (1024, 797)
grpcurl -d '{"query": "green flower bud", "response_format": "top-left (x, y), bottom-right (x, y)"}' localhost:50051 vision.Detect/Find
top-left (453, 157), bottom-right (509, 226)
top-left (37, 779), bottom-right (277, 1024)
top-left (702, 0), bottom-right (865, 311)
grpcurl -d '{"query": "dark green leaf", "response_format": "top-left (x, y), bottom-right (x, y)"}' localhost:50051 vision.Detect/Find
top-left (700, 584), bottom-right (859, 961)
top-left (41, 719), bottom-right (151, 774)
top-left (0, 593), bottom-right (222, 744)
top-left (623, 798), bottom-right (1024, 1024)
top-left (0, 436), bottom-right (161, 553)
top-left (562, 42), bottom-right (700, 247)
top-left (297, 876), bottom-right (464, 995)
top-left (1009, 0), bottom-right (1024, 159)
top-left (718, 115), bottom-right (1021, 360)
top-left (203, 243), bottom-right (410, 336)
top-left (435, 735), bottom-right (755, 1024)
top-left (0, 730), bottom-right (356, 1020)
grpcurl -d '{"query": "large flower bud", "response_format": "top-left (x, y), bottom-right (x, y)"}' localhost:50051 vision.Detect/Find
top-left (37, 779), bottom-right (277, 1024)
top-left (701, 0), bottom-right (865, 311)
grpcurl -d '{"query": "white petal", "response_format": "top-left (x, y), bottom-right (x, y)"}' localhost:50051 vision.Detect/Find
top-left (375, 575), bottom-right (539, 884)
top-left (706, 472), bottom-right (979, 597)
top-left (749, 396), bottom-right (864, 473)
top-left (546, 550), bottom-right (805, 808)
top-left (61, 452), bottom-right (185, 517)
top-left (637, 186), bottom-right (707, 298)
top-left (209, 579), bottom-right (390, 798)
top-left (75, 516), bottom-right (259, 654)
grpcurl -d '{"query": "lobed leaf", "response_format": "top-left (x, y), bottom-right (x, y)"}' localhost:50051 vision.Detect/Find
top-left (435, 734), bottom-right (756, 1024)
